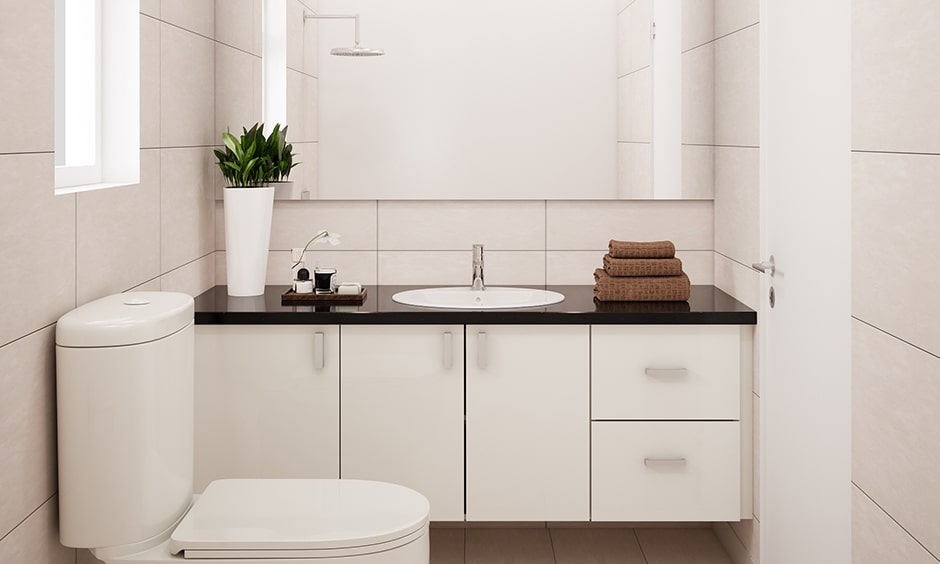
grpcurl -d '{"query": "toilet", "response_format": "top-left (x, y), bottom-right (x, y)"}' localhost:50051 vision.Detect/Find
top-left (55, 292), bottom-right (430, 563)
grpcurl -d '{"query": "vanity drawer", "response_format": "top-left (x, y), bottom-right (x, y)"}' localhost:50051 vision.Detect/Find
top-left (591, 325), bottom-right (740, 420)
top-left (591, 421), bottom-right (740, 522)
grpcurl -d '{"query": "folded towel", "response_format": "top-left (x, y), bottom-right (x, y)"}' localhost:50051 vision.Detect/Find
top-left (593, 269), bottom-right (691, 302)
top-left (603, 254), bottom-right (683, 277)
top-left (608, 240), bottom-right (676, 259)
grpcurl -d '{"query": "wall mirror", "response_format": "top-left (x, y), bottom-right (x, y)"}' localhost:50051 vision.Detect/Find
top-left (265, 0), bottom-right (717, 200)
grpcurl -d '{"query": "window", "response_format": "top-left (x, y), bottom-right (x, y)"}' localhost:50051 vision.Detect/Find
top-left (55, 0), bottom-right (139, 194)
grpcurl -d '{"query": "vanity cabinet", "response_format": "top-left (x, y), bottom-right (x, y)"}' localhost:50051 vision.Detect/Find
top-left (339, 325), bottom-right (465, 522)
top-left (193, 325), bottom-right (340, 492)
top-left (466, 325), bottom-right (590, 521)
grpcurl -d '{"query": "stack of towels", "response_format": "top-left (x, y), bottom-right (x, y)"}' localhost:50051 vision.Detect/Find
top-left (593, 240), bottom-right (691, 302)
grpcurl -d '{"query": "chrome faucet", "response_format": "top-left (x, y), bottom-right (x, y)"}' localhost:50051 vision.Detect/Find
top-left (471, 244), bottom-right (485, 291)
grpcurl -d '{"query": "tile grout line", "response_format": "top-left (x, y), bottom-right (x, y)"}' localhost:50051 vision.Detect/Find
top-left (682, 21), bottom-right (760, 55)
top-left (852, 316), bottom-right (940, 362)
top-left (853, 482), bottom-right (940, 562)
top-left (0, 493), bottom-right (57, 545)
top-left (633, 528), bottom-right (651, 564)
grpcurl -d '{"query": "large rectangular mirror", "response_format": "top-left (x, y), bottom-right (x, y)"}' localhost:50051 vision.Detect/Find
top-left (266, 0), bottom-right (719, 200)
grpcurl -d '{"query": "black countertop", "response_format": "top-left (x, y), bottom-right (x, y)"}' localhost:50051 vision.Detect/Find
top-left (193, 285), bottom-right (756, 325)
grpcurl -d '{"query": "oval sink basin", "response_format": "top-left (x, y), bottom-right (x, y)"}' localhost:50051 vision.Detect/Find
top-left (392, 287), bottom-right (565, 310)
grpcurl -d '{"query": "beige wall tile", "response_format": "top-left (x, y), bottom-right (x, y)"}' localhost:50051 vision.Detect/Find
top-left (268, 200), bottom-right (377, 251)
top-left (682, 0), bottom-right (716, 51)
top-left (303, 1), bottom-right (319, 77)
top-left (715, 0), bottom-right (759, 38)
top-left (853, 152), bottom-right (940, 355)
top-left (552, 528), bottom-right (646, 564)
top-left (482, 251), bottom-right (547, 286)
top-left (162, 0), bottom-right (215, 38)
top-left (215, 0), bottom-right (261, 55)
top-left (853, 0), bottom-right (940, 153)
top-left (714, 147), bottom-right (759, 265)
top-left (619, 0), bottom-right (651, 77)
top-left (618, 69), bottom-right (652, 143)
top-left (636, 528), bottom-right (733, 563)
top-left (0, 497), bottom-right (74, 563)
top-left (77, 151), bottom-right (161, 304)
top-left (304, 75), bottom-right (318, 143)
top-left (715, 26), bottom-right (759, 147)
top-left (140, 0), bottom-right (160, 18)
top-left (287, 0), bottom-right (316, 74)
top-left (217, 250), bottom-right (377, 286)
top-left (161, 148), bottom-right (216, 272)
top-left (130, 278), bottom-right (162, 292)
top-left (617, 0), bottom-right (632, 13)
top-left (291, 142), bottom-right (319, 198)
top-left (618, 143), bottom-right (653, 198)
top-left (216, 45), bottom-right (261, 134)
top-left (141, 15), bottom-right (162, 149)
top-left (713, 252), bottom-right (760, 311)
top-left (466, 528), bottom-right (555, 564)
top-left (378, 201), bottom-right (545, 251)
top-left (377, 251), bottom-right (544, 286)
top-left (0, 328), bottom-right (58, 539)
top-left (682, 43), bottom-right (715, 145)
top-left (0, 154), bottom-right (75, 347)
top-left (161, 23), bottom-right (216, 147)
top-left (546, 200), bottom-right (714, 251)
top-left (161, 253), bottom-right (216, 297)
top-left (853, 319), bottom-right (940, 556)
top-left (0, 0), bottom-right (53, 154)
top-left (852, 485), bottom-right (937, 564)
top-left (682, 145), bottom-right (716, 199)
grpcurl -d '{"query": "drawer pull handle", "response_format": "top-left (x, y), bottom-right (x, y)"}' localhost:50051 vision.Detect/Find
top-left (443, 332), bottom-right (453, 369)
top-left (644, 368), bottom-right (688, 378)
top-left (644, 457), bottom-right (687, 467)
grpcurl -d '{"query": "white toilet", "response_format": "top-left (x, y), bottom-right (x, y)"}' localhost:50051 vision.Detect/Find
top-left (55, 292), bottom-right (430, 563)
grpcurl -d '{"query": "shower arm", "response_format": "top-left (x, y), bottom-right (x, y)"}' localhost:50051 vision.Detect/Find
top-left (304, 14), bottom-right (361, 47)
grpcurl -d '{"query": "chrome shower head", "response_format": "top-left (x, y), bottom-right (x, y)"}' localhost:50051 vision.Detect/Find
top-left (331, 44), bottom-right (385, 57)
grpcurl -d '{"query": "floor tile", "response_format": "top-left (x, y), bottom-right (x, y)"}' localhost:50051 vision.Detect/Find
top-left (431, 528), bottom-right (465, 564)
top-left (466, 528), bottom-right (555, 564)
top-left (551, 528), bottom-right (646, 564)
top-left (636, 528), bottom-right (733, 564)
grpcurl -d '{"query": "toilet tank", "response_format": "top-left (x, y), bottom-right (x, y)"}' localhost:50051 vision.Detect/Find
top-left (56, 292), bottom-right (195, 549)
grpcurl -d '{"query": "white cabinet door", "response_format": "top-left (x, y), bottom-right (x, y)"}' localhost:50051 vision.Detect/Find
top-left (194, 325), bottom-right (339, 492)
top-left (341, 325), bottom-right (465, 521)
top-left (466, 325), bottom-right (590, 521)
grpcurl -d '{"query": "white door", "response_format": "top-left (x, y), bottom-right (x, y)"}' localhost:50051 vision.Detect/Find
top-left (758, 1), bottom-right (852, 562)
top-left (340, 325), bottom-right (465, 521)
top-left (466, 325), bottom-right (590, 521)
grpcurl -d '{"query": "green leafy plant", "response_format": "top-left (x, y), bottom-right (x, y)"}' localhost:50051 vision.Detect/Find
top-left (214, 123), bottom-right (277, 187)
top-left (267, 123), bottom-right (300, 182)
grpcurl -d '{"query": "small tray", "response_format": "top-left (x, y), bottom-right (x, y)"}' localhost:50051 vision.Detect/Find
top-left (281, 287), bottom-right (367, 305)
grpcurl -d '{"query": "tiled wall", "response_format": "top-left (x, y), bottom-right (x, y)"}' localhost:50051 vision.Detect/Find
top-left (0, 1), bottom-right (222, 561)
top-left (704, 1), bottom-right (761, 562)
top-left (617, 0), bottom-right (652, 198)
top-left (851, 2), bottom-right (940, 562)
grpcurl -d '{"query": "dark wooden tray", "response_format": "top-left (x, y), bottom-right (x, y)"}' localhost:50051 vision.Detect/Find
top-left (281, 287), bottom-right (367, 305)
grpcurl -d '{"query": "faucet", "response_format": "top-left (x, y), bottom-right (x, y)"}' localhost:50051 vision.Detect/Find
top-left (471, 244), bottom-right (485, 291)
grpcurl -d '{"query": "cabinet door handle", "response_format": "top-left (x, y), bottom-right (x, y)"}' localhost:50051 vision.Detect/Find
top-left (442, 332), bottom-right (453, 369)
top-left (644, 368), bottom-right (688, 378)
top-left (477, 332), bottom-right (488, 370)
top-left (314, 332), bottom-right (325, 370)
top-left (644, 457), bottom-right (687, 467)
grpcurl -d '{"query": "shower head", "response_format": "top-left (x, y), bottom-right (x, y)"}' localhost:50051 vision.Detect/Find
top-left (304, 13), bottom-right (385, 58)
top-left (331, 44), bottom-right (385, 57)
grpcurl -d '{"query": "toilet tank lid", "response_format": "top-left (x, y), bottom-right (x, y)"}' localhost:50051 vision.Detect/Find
top-left (56, 292), bottom-right (194, 348)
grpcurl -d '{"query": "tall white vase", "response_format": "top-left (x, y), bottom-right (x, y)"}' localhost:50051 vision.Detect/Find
top-left (223, 186), bottom-right (275, 296)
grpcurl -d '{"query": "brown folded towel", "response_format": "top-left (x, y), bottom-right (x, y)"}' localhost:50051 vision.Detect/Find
top-left (608, 240), bottom-right (676, 259)
top-left (593, 269), bottom-right (691, 302)
top-left (603, 254), bottom-right (683, 277)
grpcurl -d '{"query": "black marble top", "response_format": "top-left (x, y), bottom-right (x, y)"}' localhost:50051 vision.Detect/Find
top-left (193, 285), bottom-right (756, 325)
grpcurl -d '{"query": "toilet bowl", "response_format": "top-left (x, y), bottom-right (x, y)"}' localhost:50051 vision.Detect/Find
top-left (55, 293), bottom-right (430, 563)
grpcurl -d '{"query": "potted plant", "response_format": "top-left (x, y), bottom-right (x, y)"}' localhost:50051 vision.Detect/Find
top-left (214, 123), bottom-right (279, 296)
top-left (266, 123), bottom-right (302, 199)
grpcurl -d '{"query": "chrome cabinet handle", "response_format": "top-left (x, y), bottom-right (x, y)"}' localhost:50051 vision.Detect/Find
top-left (478, 332), bottom-right (487, 370)
top-left (644, 457), bottom-right (687, 467)
top-left (644, 368), bottom-right (688, 378)
top-left (443, 332), bottom-right (453, 369)
top-left (313, 332), bottom-right (325, 370)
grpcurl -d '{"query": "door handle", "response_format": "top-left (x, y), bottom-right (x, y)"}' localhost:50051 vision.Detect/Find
top-left (752, 255), bottom-right (776, 276)
top-left (477, 332), bottom-right (487, 370)
top-left (442, 332), bottom-right (453, 370)
top-left (313, 332), bottom-right (325, 370)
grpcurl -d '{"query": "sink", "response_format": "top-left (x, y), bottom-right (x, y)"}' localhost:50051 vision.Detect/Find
top-left (392, 287), bottom-right (565, 310)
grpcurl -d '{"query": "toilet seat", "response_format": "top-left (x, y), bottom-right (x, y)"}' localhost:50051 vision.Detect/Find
top-left (169, 479), bottom-right (430, 560)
